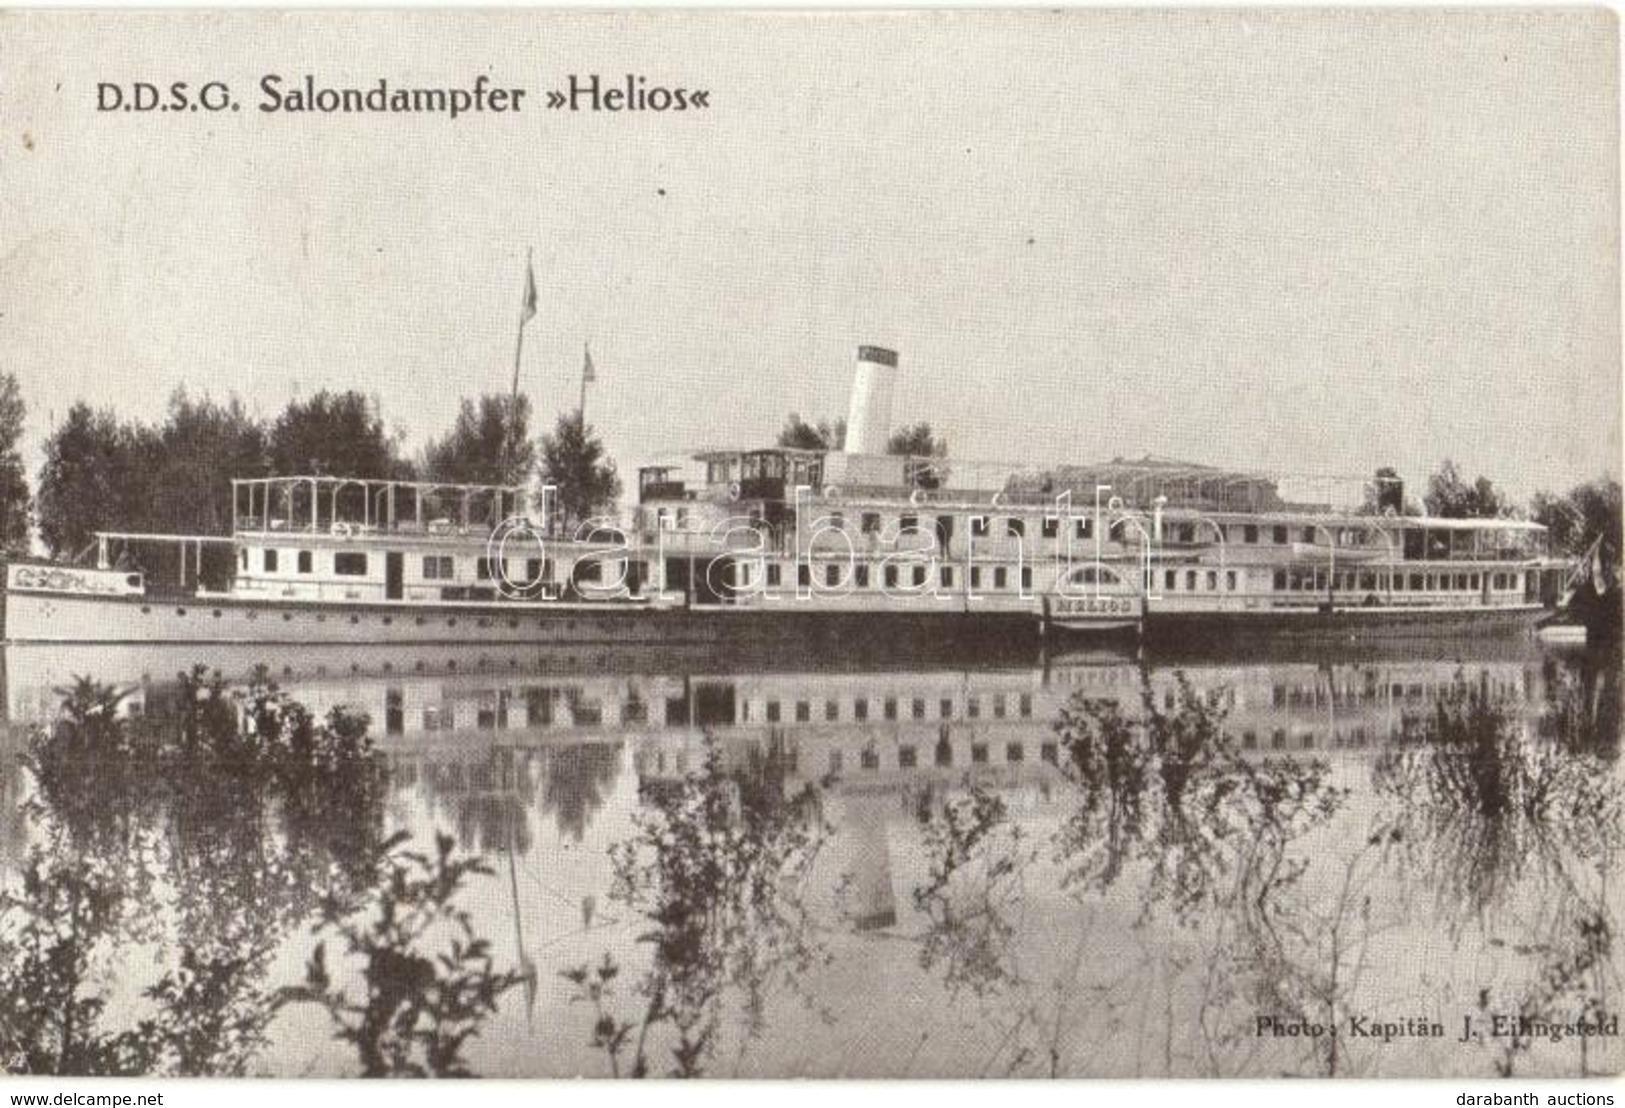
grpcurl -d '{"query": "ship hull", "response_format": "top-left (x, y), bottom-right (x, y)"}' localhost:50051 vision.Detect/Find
top-left (1140, 604), bottom-right (1546, 651)
top-left (0, 588), bottom-right (1048, 663)
top-left (4, 588), bottom-right (1546, 657)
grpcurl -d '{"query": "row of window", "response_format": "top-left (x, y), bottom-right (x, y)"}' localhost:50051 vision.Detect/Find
top-left (247, 548), bottom-right (369, 576)
top-left (1269, 569), bottom-right (1521, 592)
top-left (767, 561), bottom-right (1039, 591)
top-left (829, 739), bottom-right (1058, 774)
top-left (749, 691), bottom-right (1036, 725)
top-left (245, 549), bottom-right (618, 585)
top-left (1163, 568), bottom-right (1240, 592)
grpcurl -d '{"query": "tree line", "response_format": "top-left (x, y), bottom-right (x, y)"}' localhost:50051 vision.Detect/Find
top-left (8, 382), bottom-right (621, 562)
top-left (0, 371), bottom-right (1614, 597)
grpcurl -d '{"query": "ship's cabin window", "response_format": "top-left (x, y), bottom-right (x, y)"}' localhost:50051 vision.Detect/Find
top-left (1226, 570), bottom-right (1237, 590)
top-left (940, 565), bottom-right (954, 588)
top-left (884, 565), bottom-right (898, 588)
top-left (1206, 570), bottom-right (1218, 590)
top-left (1041, 517), bottom-right (1059, 538)
top-left (1176, 523), bottom-right (1194, 544)
top-left (798, 564), bottom-right (811, 588)
top-left (971, 515), bottom-right (990, 537)
top-left (855, 564), bottom-right (870, 588)
top-left (1273, 569), bottom-right (1287, 590)
top-left (912, 565), bottom-right (927, 587)
top-left (1410, 573), bottom-right (1424, 590)
top-left (994, 566), bottom-right (1008, 589)
top-left (297, 550), bottom-right (313, 574)
top-left (1076, 518), bottom-right (1093, 539)
top-left (970, 566), bottom-right (982, 589)
top-left (861, 512), bottom-right (882, 534)
top-left (899, 514), bottom-right (918, 535)
top-left (1165, 569), bottom-right (1177, 590)
top-left (334, 552), bottom-right (367, 576)
top-left (476, 557), bottom-right (500, 580)
top-left (1020, 567), bottom-right (1033, 590)
top-left (423, 555), bottom-right (453, 580)
top-left (1301, 527), bottom-right (1316, 544)
top-left (827, 511), bottom-right (845, 532)
top-left (824, 563), bottom-right (842, 588)
top-left (1269, 525), bottom-right (1287, 544)
top-left (1068, 565), bottom-right (1123, 588)
top-left (1394, 574), bottom-right (1406, 591)
top-left (1006, 517), bottom-right (1025, 539)
top-left (263, 549), bottom-right (278, 573)
top-left (1244, 524), bottom-right (1259, 544)
top-left (1185, 570), bottom-right (1197, 590)
top-left (766, 564), bottom-right (782, 588)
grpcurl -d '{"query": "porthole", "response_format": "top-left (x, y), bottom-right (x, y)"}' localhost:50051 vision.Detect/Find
top-left (382, 616), bottom-right (393, 626)
top-left (212, 610), bottom-right (222, 619)
top-left (416, 616), bottom-right (426, 626)
top-left (140, 605), bottom-right (151, 614)
top-left (176, 608), bottom-right (186, 616)
top-left (283, 613), bottom-right (293, 621)
top-left (316, 614), bottom-right (327, 623)
top-left (508, 618), bottom-right (518, 629)
top-left (349, 615), bottom-right (359, 625)
top-left (448, 618), bottom-right (457, 627)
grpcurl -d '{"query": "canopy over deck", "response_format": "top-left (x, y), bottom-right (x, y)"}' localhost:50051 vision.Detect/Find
top-left (233, 475), bottom-right (530, 536)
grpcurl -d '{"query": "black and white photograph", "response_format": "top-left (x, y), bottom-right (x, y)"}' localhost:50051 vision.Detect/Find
top-left (0, 7), bottom-right (1619, 1085)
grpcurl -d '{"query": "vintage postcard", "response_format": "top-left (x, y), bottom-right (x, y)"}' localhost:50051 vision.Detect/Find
top-left (0, 8), bottom-right (1619, 1082)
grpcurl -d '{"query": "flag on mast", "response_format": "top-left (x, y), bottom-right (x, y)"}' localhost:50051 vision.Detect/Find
top-left (520, 257), bottom-right (538, 324)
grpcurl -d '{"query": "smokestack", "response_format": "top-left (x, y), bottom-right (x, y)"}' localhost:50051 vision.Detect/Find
top-left (844, 345), bottom-right (898, 455)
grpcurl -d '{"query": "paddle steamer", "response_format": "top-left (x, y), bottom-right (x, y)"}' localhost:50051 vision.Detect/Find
top-left (1, 345), bottom-right (1567, 647)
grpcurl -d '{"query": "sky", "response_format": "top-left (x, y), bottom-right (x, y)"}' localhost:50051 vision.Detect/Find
top-left (1, 9), bottom-right (1618, 505)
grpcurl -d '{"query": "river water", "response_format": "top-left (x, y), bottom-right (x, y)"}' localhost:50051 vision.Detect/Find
top-left (0, 635), bottom-right (1618, 1078)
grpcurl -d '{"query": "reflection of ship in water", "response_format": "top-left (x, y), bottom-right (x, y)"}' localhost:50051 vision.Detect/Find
top-left (0, 642), bottom-right (1579, 862)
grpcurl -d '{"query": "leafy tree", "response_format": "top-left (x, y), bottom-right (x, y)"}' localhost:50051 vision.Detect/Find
top-left (422, 394), bottom-right (533, 487)
top-left (887, 421), bottom-right (949, 490)
top-left (147, 388), bottom-right (268, 537)
top-left (1423, 459), bottom-right (1505, 519)
top-left (1530, 478), bottom-right (1621, 562)
top-left (268, 390), bottom-right (405, 480)
top-left (537, 411), bottom-right (622, 533)
top-left (1530, 478), bottom-right (1621, 631)
top-left (0, 372), bottom-right (29, 553)
top-left (35, 403), bottom-right (155, 558)
top-left (1356, 466), bottom-right (1421, 517)
top-left (775, 413), bottom-right (844, 451)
